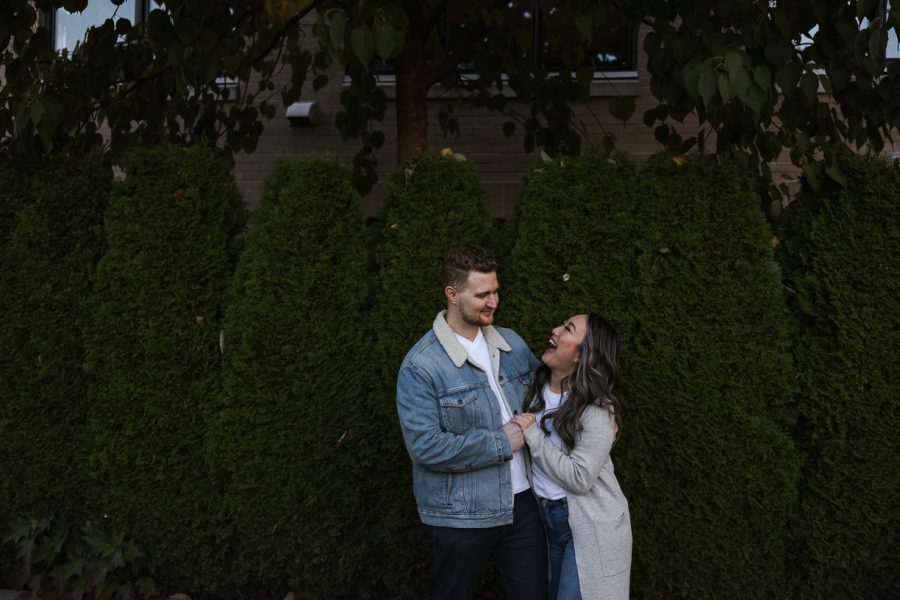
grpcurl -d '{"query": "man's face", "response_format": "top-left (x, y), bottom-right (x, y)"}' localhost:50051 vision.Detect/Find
top-left (454, 271), bottom-right (500, 327)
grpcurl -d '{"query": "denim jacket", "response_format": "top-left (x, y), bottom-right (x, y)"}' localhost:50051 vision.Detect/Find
top-left (397, 311), bottom-right (539, 528)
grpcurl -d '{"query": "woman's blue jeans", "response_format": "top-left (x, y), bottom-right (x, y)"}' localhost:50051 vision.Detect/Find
top-left (538, 497), bottom-right (582, 600)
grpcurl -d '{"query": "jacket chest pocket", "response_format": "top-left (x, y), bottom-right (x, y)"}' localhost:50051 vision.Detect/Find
top-left (438, 389), bottom-right (479, 434)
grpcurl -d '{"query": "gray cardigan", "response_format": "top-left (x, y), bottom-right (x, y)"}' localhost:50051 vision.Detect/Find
top-left (523, 405), bottom-right (632, 600)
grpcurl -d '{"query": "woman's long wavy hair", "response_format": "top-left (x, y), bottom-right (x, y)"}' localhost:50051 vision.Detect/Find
top-left (523, 312), bottom-right (622, 451)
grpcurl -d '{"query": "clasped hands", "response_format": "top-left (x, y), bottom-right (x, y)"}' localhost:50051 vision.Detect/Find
top-left (502, 413), bottom-right (537, 452)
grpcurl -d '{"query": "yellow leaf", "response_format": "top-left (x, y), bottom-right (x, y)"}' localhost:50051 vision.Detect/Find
top-left (264, 0), bottom-right (314, 24)
top-left (673, 154), bottom-right (688, 166)
top-left (440, 147), bottom-right (453, 157)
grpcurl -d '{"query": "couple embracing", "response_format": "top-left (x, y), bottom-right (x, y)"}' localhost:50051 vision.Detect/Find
top-left (396, 245), bottom-right (632, 600)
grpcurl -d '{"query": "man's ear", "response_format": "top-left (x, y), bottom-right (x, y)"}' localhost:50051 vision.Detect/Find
top-left (444, 285), bottom-right (457, 304)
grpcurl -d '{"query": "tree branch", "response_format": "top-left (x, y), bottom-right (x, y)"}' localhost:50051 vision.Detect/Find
top-left (608, 0), bottom-right (656, 29)
top-left (245, 0), bottom-right (328, 67)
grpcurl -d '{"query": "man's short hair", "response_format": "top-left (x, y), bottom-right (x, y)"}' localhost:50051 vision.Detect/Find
top-left (441, 245), bottom-right (497, 291)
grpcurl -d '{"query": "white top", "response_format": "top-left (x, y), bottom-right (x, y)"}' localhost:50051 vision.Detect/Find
top-left (455, 329), bottom-right (530, 494)
top-left (530, 384), bottom-right (568, 500)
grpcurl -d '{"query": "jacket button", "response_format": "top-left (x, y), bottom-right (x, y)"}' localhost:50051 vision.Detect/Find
top-left (458, 399), bottom-right (463, 405)
top-left (500, 376), bottom-right (505, 381)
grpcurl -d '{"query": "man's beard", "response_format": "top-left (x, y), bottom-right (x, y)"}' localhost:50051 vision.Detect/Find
top-left (461, 304), bottom-right (494, 327)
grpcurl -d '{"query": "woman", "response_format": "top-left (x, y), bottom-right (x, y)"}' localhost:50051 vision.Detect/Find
top-left (513, 313), bottom-right (631, 600)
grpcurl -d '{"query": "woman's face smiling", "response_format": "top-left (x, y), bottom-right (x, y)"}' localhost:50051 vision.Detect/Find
top-left (541, 314), bottom-right (588, 377)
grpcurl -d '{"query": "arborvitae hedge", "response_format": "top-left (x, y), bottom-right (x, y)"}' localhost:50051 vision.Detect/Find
top-left (501, 150), bottom-right (638, 339)
top-left (780, 154), bottom-right (900, 598)
top-left (0, 155), bottom-right (109, 525)
top-left (82, 145), bottom-right (246, 595)
top-left (369, 151), bottom-right (494, 596)
top-left (504, 152), bottom-right (800, 599)
top-left (208, 156), bottom-right (370, 599)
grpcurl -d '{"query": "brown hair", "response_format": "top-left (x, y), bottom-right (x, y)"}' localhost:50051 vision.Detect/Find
top-left (441, 245), bottom-right (497, 290)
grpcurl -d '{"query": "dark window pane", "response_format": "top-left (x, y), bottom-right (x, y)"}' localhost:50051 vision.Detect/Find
top-left (540, 10), bottom-right (635, 72)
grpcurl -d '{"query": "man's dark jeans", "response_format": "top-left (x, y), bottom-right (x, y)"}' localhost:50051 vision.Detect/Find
top-left (426, 490), bottom-right (548, 600)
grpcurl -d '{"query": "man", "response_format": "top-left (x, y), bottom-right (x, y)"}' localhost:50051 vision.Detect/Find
top-left (396, 245), bottom-right (547, 599)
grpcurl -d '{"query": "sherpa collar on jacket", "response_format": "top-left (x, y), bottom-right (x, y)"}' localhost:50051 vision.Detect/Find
top-left (432, 310), bottom-right (512, 368)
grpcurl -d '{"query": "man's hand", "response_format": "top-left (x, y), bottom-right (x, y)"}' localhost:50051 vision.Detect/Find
top-left (502, 421), bottom-right (525, 452)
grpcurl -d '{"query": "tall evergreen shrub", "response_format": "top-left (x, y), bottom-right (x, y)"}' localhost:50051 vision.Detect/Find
top-left (501, 150), bottom-right (638, 343)
top-left (504, 152), bottom-right (800, 599)
top-left (208, 156), bottom-right (370, 598)
top-left (780, 153), bottom-right (899, 598)
top-left (369, 151), bottom-right (494, 596)
top-left (0, 157), bottom-right (34, 243)
top-left (82, 145), bottom-right (246, 595)
top-left (0, 155), bottom-right (109, 525)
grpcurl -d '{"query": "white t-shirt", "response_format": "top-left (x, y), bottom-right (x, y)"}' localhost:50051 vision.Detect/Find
top-left (455, 329), bottom-right (530, 494)
top-left (530, 384), bottom-right (568, 500)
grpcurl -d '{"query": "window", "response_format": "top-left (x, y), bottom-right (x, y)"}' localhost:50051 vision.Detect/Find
top-left (796, 0), bottom-right (898, 65)
top-left (52, 0), bottom-right (149, 53)
top-left (886, 1), bottom-right (899, 60)
top-left (48, 2), bottom-right (238, 99)
top-left (369, 3), bottom-right (637, 93)
top-left (537, 7), bottom-right (637, 73)
top-left (471, 3), bottom-right (637, 74)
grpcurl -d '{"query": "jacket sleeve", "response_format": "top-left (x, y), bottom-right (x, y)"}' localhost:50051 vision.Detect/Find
top-left (523, 405), bottom-right (615, 494)
top-left (396, 362), bottom-right (513, 472)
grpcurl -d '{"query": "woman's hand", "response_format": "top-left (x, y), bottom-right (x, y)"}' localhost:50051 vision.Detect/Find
top-left (513, 413), bottom-right (537, 431)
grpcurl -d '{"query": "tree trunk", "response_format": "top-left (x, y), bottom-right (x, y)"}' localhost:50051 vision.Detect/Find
top-left (393, 27), bottom-right (430, 164)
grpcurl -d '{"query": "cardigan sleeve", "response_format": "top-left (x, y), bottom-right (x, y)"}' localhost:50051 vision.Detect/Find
top-left (523, 405), bottom-right (616, 495)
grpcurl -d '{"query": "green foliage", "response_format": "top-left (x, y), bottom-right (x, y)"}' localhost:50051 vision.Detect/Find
top-left (82, 145), bottom-right (246, 595)
top-left (368, 150), bottom-right (494, 596)
top-left (0, 0), bottom-right (325, 159)
top-left (5, 1), bottom-right (899, 197)
top-left (208, 156), bottom-right (370, 598)
top-left (1, 141), bottom-right (896, 600)
top-left (371, 151), bottom-right (495, 385)
top-left (617, 155), bottom-right (799, 599)
top-left (0, 155), bottom-right (110, 526)
top-left (779, 153), bottom-right (900, 598)
top-left (1, 515), bottom-right (158, 600)
top-left (501, 149), bottom-right (638, 341)
top-left (0, 157), bottom-right (35, 243)
top-left (316, 0), bottom-right (624, 187)
top-left (504, 152), bottom-right (800, 599)
top-left (628, 0), bottom-right (900, 204)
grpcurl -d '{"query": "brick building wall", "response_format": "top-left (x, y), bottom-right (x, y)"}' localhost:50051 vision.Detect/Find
top-left (232, 23), bottom-right (684, 217)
